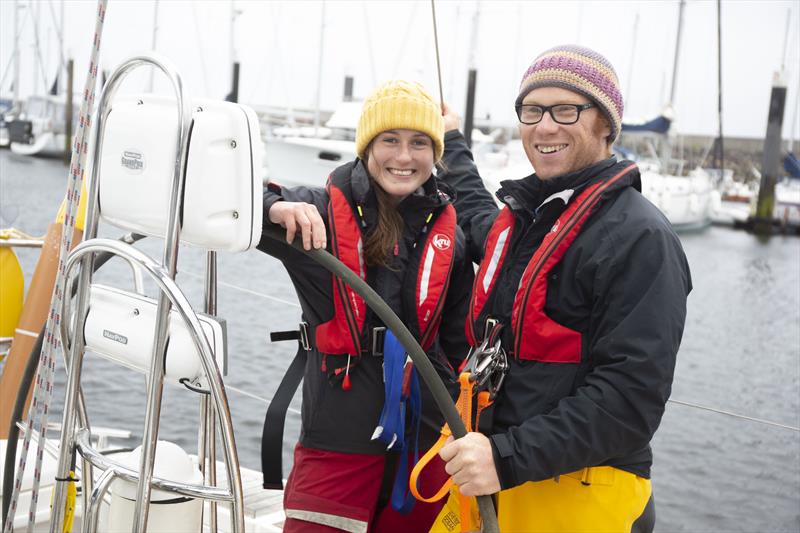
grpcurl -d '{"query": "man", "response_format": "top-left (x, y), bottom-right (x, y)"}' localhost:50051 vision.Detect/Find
top-left (437, 44), bottom-right (691, 532)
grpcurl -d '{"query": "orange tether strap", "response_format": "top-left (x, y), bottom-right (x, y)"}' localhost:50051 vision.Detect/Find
top-left (409, 374), bottom-right (494, 507)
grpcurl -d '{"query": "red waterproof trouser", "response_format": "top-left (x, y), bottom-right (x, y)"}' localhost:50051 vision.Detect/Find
top-left (283, 443), bottom-right (448, 533)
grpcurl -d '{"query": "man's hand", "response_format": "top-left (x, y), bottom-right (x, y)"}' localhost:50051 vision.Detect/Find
top-left (268, 201), bottom-right (327, 251)
top-left (439, 432), bottom-right (501, 496)
top-left (442, 102), bottom-right (461, 133)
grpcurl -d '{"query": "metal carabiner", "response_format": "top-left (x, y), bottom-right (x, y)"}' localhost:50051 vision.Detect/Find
top-left (463, 317), bottom-right (508, 399)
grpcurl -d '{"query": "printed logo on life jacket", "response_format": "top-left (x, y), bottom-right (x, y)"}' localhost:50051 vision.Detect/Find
top-left (350, 290), bottom-right (360, 318)
top-left (432, 234), bottom-right (451, 251)
top-left (550, 219), bottom-right (561, 233)
top-left (422, 309), bottom-right (431, 323)
top-left (120, 150), bottom-right (145, 174)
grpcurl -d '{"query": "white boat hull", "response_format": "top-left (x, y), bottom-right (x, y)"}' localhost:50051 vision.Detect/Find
top-left (640, 169), bottom-right (714, 231)
top-left (10, 131), bottom-right (65, 157)
top-left (264, 137), bottom-right (355, 187)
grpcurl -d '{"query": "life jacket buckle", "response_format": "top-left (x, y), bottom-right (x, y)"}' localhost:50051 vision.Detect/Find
top-left (298, 322), bottom-right (310, 351)
top-left (269, 321), bottom-right (311, 351)
top-left (371, 326), bottom-right (386, 357)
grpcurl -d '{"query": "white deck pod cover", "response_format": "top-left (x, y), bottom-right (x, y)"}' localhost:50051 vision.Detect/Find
top-left (97, 95), bottom-right (264, 252)
top-left (105, 441), bottom-right (203, 533)
top-left (83, 284), bottom-right (227, 388)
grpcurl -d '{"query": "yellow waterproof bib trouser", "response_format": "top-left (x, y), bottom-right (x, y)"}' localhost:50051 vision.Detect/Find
top-left (495, 466), bottom-right (652, 533)
top-left (429, 465), bottom-right (652, 533)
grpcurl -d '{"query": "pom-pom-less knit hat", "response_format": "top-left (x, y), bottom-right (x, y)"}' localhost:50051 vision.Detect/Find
top-left (516, 44), bottom-right (624, 144)
top-left (356, 80), bottom-right (445, 161)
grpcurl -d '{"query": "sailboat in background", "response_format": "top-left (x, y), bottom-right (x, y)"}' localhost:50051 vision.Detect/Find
top-left (4, 0), bottom-right (77, 157)
top-left (619, 0), bottom-right (716, 231)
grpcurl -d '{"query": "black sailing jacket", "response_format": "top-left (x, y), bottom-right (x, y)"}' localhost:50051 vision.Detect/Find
top-left (441, 130), bottom-right (692, 487)
top-left (257, 159), bottom-right (474, 454)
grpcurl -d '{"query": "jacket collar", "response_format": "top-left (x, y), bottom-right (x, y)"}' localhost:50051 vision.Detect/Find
top-left (496, 156), bottom-right (640, 213)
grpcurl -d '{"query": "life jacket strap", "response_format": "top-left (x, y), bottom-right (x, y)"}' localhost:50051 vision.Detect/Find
top-left (271, 323), bottom-right (390, 358)
top-left (261, 342), bottom-right (307, 489)
top-left (269, 322), bottom-right (311, 351)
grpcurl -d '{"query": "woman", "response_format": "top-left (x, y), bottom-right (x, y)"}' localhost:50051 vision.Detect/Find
top-left (258, 80), bottom-right (473, 532)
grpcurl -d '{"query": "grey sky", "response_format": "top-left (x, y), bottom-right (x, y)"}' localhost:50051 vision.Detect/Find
top-left (1, 0), bottom-right (798, 141)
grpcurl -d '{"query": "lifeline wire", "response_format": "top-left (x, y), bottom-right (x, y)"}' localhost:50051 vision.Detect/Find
top-left (198, 272), bottom-right (799, 434)
top-left (2, 2), bottom-right (107, 532)
top-left (180, 269), bottom-right (301, 308)
top-left (668, 398), bottom-right (800, 432)
top-left (430, 0), bottom-right (445, 111)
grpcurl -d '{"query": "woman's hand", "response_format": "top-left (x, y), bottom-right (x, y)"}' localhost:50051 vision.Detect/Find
top-left (442, 102), bottom-right (461, 133)
top-left (268, 201), bottom-right (327, 251)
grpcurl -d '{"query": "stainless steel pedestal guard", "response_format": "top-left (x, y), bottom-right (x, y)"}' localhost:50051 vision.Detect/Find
top-left (50, 53), bottom-right (244, 533)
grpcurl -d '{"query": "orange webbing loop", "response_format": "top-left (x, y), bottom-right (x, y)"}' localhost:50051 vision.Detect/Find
top-left (408, 427), bottom-right (453, 502)
top-left (458, 388), bottom-right (493, 532)
top-left (456, 373), bottom-right (474, 433)
top-left (408, 372), bottom-right (492, 524)
top-left (409, 373), bottom-right (474, 502)
top-left (475, 390), bottom-right (492, 430)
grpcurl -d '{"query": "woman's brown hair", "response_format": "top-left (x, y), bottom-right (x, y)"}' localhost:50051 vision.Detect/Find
top-left (363, 181), bottom-right (404, 268)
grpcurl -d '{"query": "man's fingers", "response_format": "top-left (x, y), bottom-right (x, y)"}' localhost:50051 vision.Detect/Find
top-left (295, 211), bottom-right (313, 250)
top-left (284, 217), bottom-right (297, 245)
top-left (438, 436), bottom-right (457, 462)
top-left (307, 205), bottom-right (327, 249)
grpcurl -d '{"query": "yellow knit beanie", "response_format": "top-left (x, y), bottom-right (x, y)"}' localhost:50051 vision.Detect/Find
top-left (356, 80), bottom-right (444, 162)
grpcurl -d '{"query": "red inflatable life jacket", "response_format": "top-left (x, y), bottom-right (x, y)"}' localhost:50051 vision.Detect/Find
top-left (468, 163), bottom-right (637, 362)
top-left (314, 171), bottom-right (458, 355)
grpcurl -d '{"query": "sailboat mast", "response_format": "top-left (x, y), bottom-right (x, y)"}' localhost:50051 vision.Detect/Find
top-left (313, 1), bottom-right (326, 133)
top-left (668, 0), bottom-right (685, 107)
top-left (782, 7), bottom-right (796, 153)
top-left (625, 11), bottom-right (640, 103)
top-left (59, 0), bottom-right (64, 94)
top-left (716, 0), bottom-right (724, 174)
top-left (12, 0), bottom-right (20, 105)
top-left (148, 0), bottom-right (159, 92)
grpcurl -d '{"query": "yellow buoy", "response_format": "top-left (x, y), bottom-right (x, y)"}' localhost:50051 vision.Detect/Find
top-left (0, 246), bottom-right (24, 340)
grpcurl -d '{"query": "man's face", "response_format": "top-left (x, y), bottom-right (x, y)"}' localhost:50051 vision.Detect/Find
top-left (519, 86), bottom-right (611, 180)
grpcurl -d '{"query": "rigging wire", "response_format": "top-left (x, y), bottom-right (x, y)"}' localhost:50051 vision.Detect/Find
top-left (190, 1), bottom-right (211, 96)
top-left (429, 0), bottom-right (444, 110)
top-left (0, 5), bottom-right (31, 90)
top-left (29, 0), bottom-right (51, 97)
top-left (46, 0), bottom-right (67, 85)
top-left (390, 2), bottom-right (418, 79)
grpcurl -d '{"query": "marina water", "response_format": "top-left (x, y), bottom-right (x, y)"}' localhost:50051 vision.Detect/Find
top-left (1, 150), bottom-right (798, 532)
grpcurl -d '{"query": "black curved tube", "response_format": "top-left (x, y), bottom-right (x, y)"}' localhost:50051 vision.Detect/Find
top-left (2, 233), bottom-right (145, 525)
top-left (261, 225), bottom-right (499, 532)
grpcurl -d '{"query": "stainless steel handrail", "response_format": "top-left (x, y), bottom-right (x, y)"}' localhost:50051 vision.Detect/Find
top-left (56, 238), bottom-right (245, 532)
top-left (0, 238), bottom-right (44, 248)
top-left (75, 430), bottom-right (234, 502)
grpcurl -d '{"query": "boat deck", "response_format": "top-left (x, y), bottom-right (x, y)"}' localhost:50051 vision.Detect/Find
top-left (241, 465), bottom-right (285, 527)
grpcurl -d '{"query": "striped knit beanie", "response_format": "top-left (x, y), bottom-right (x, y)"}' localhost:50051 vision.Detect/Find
top-left (516, 44), bottom-right (624, 143)
top-left (356, 80), bottom-right (445, 161)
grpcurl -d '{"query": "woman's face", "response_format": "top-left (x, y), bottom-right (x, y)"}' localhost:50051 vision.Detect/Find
top-left (366, 129), bottom-right (435, 203)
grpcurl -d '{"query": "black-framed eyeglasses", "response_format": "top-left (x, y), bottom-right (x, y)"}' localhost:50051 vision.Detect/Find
top-left (515, 103), bottom-right (595, 125)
